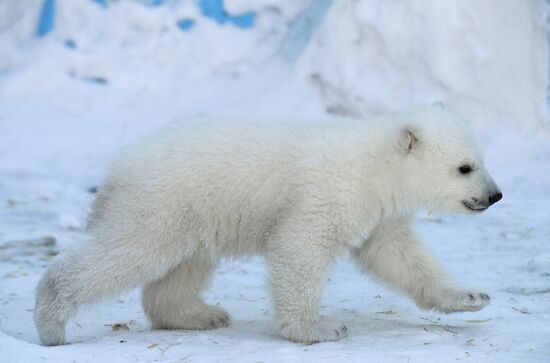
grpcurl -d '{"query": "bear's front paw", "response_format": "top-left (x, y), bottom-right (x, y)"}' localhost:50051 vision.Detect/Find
top-left (432, 288), bottom-right (490, 313)
top-left (150, 304), bottom-right (230, 330)
top-left (279, 316), bottom-right (347, 343)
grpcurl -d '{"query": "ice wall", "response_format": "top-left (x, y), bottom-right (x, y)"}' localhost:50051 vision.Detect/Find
top-left (0, 0), bottom-right (548, 133)
top-left (298, 0), bottom-right (550, 133)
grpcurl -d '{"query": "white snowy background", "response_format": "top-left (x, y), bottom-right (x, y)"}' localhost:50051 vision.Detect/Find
top-left (1, 0), bottom-right (549, 362)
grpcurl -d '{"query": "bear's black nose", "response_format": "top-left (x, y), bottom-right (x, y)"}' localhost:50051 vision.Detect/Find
top-left (489, 192), bottom-right (503, 205)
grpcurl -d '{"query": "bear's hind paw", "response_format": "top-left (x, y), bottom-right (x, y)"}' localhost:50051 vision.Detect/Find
top-left (280, 316), bottom-right (347, 343)
top-left (151, 304), bottom-right (230, 330)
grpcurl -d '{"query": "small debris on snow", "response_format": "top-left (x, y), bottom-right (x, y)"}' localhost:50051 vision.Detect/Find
top-left (109, 323), bottom-right (130, 331)
top-left (238, 294), bottom-right (266, 302)
top-left (87, 186), bottom-right (99, 194)
top-left (420, 317), bottom-right (441, 324)
top-left (465, 319), bottom-right (492, 323)
top-left (0, 236), bottom-right (56, 249)
top-left (375, 310), bottom-right (396, 315)
top-left (511, 307), bottom-right (531, 314)
top-left (505, 287), bottom-right (550, 295)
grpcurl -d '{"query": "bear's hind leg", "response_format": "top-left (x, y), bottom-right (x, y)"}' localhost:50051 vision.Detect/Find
top-left (142, 254), bottom-right (230, 330)
top-left (34, 239), bottom-right (187, 346)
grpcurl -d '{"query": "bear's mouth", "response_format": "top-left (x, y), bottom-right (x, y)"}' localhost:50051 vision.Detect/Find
top-left (462, 200), bottom-right (488, 212)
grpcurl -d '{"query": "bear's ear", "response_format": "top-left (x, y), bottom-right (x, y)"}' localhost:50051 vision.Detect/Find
top-left (398, 126), bottom-right (420, 154)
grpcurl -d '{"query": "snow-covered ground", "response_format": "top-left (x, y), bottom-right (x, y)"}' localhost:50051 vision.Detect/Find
top-left (1, 1), bottom-right (549, 362)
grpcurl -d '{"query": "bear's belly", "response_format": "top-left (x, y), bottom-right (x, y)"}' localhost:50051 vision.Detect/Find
top-left (201, 205), bottom-right (286, 257)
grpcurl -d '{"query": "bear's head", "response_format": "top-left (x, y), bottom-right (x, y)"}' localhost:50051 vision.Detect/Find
top-left (393, 106), bottom-right (502, 214)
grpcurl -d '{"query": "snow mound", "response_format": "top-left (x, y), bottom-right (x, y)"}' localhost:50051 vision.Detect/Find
top-left (0, 1), bottom-right (548, 134)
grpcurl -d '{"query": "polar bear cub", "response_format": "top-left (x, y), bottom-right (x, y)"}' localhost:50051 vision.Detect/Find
top-left (34, 106), bottom-right (502, 345)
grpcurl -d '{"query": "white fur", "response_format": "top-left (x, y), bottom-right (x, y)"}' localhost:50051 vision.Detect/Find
top-left (34, 106), bottom-right (499, 345)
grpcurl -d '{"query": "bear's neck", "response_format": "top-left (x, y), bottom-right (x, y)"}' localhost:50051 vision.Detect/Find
top-left (360, 141), bottom-right (421, 218)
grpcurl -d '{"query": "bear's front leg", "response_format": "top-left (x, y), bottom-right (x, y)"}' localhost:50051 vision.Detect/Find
top-left (355, 217), bottom-right (490, 313)
top-left (268, 226), bottom-right (347, 343)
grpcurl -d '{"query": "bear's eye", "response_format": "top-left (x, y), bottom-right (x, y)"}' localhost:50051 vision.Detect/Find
top-left (458, 165), bottom-right (473, 175)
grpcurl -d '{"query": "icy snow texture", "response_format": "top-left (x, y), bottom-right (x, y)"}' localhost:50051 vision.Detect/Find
top-left (0, 0), bottom-right (549, 362)
top-left (300, 0), bottom-right (550, 133)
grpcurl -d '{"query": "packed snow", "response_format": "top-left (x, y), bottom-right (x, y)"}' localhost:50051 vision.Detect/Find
top-left (0, 1), bottom-right (549, 362)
